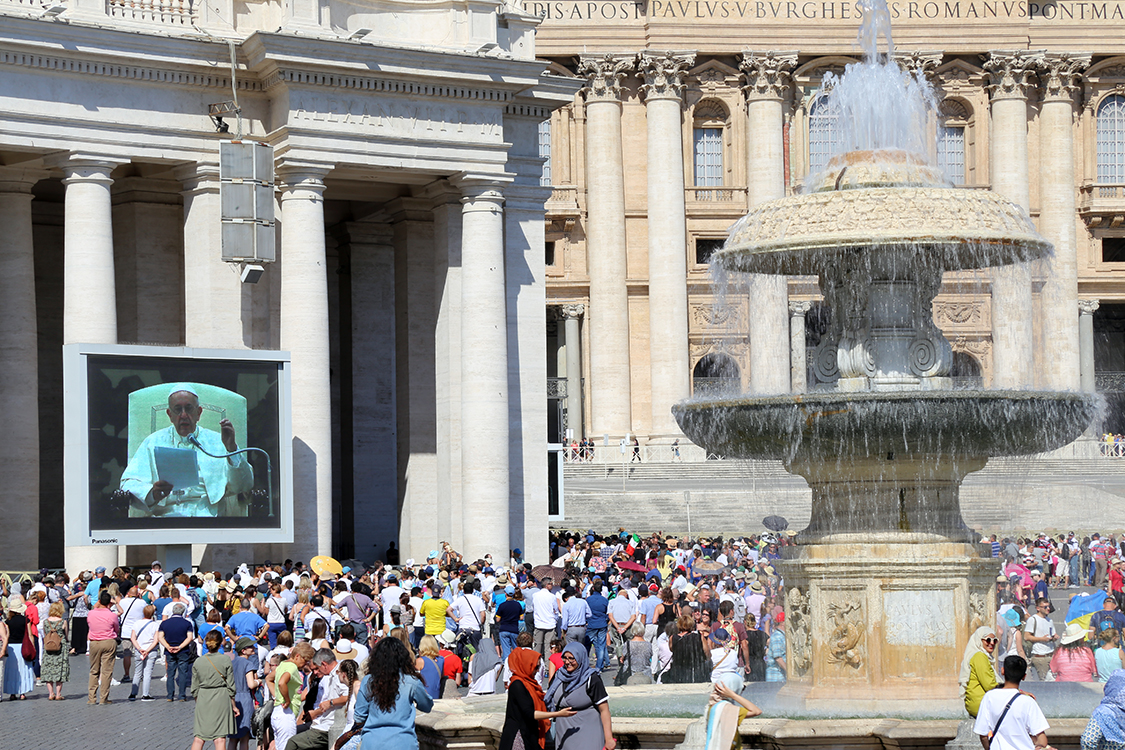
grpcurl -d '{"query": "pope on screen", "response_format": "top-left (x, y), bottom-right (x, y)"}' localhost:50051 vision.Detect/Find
top-left (120, 383), bottom-right (254, 517)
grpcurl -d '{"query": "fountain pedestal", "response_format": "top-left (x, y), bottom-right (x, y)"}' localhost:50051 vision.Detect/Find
top-left (781, 539), bottom-right (996, 713)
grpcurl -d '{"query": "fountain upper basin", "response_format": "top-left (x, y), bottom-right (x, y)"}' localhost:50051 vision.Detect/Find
top-left (672, 390), bottom-right (1098, 461)
top-left (717, 150), bottom-right (1050, 276)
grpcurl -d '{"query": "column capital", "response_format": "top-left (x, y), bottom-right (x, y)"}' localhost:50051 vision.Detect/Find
top-left (983, 50), bottom-right (1046, 102)
top-left (45, 153), bottom-right (128, 185)
top-left (1079, 298), bottom-right (1101, 315)
top-left (578, 53), bottom-right (634, 104)
top-left (0, 165), bottom-right (49, 194)
top-left (637, 51), bottom-right (696, 102)
top-left (559, 302), bottom-right (586, 320)
top-left (452, 172), bottom-right (510, 206)
top-left (739, 50), bottom-right (798, 102)
top-left (276, 161), bottom-right (331, 191)
top-left (789, 299), bottom-right (813, 316)
top-left (893, 51), bottom-right (944, 79)
top-left (173, 161), bottom-right (221, 194)
top-left (1038, 52), bottom-right (1092, 103)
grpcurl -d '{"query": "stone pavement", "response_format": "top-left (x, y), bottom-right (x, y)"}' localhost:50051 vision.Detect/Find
top-left (1, 655), bottom-right (195, 749)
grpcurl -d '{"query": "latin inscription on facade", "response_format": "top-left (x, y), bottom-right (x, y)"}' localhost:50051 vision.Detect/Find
top-left (521, 0), bottom-right (1125, 20)
top-left (289, 94), bottom-right (504, 144)
top-left (883, 589), bottom-right (956, 646)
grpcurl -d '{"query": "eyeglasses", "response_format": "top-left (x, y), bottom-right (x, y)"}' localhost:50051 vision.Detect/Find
top-left (561, 654), bottom-right (578, 663)
top-left (982, 637), bottom-right (998, 645)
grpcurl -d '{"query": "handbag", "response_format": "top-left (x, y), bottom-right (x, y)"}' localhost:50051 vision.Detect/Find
top-left (21, 627), bottom-right (37, 661)
top-left (252, 697), bottom-right (275, 740)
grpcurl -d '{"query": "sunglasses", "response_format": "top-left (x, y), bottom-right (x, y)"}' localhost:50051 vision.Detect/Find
top-left (982, 637), bottom-right (998, 645)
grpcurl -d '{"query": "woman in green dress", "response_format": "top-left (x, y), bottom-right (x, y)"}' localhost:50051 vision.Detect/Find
top-left (191, 629), bottom-right (237, 750)
top-left (41, 601), bottom-right (70, 700)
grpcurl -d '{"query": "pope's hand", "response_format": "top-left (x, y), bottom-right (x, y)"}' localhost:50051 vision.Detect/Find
top-left (220, 418), bottom-right (237, 452)
top-left (152, 480), bottom-right (173, 503)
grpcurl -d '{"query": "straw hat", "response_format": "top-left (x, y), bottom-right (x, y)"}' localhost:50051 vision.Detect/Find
top-left (7, 596), bottom-right (26, 615)
top-left (1061, 622), bottom-right (1088, 645)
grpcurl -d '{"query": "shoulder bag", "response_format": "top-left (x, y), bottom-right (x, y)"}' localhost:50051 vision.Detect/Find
top-left (986, 693), bottom-right (1022, 744)
top-left (21, 625), bottom-right (37, 661)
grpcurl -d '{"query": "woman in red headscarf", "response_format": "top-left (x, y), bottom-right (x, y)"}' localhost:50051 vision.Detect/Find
top-left (499, 649), bottom-right (575, 750)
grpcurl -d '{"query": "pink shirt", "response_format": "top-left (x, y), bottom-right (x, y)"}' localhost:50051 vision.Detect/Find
top-left (1049, 647), bottom-right (1096, 682)
top-left (87, 607), bottom-right (121, 642)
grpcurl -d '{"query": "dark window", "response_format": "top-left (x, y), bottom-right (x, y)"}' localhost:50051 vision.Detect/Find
top-left (545, 241), bottom-right (556, 266)
top-left (695, 238), bottom-right (725, 266)
top-left (1104, 237), bottom-right (1125, 263)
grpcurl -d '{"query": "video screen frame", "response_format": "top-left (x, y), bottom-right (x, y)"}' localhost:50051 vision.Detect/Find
top-left (64, 343), bottom-right (295, 546)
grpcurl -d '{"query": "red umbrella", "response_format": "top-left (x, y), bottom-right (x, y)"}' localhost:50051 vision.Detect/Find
top-left (615, 560), bottom-right (646, 573)
top-left (1003, 562), bottom-right (1033, 587)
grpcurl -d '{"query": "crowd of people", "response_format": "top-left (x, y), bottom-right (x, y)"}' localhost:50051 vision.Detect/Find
top-left (9, 527), bottom-right (1125, 750)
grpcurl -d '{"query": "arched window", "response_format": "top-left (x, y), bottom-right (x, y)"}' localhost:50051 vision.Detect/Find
top-left (692, 352), bottom-right (741, 395)
top-left (538, 118), bottom-right (552, 186)
top-left (692, 100), bottom-right (729, 186)
top-left (807, 94), bottom-right (843, 175)
top-left (951, 351), bottom-right (982, 388)
top-left (937, 99), bottom-right (970, 186)
top-left (1098, 95), bottom-right (1125, 184)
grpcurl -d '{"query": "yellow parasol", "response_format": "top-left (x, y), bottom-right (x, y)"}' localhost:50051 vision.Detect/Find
top-left (310, 555), bottom-right (343, 577)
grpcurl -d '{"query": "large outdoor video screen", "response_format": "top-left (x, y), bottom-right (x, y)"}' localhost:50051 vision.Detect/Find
top-left (64, 344), bottom-right (294, 546)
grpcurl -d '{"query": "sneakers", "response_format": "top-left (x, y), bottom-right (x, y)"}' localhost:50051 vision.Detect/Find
top-left (128, 695), bottom-right (136, 702)
top-left (111, 679), bottom-right (122, 686)
top-left (141, 695), bottom-right (154, 702)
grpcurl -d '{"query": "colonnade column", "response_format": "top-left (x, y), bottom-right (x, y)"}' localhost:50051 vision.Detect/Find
top-left (53, 154), bottom-right (127, 574)
top-left (277, 164), bottom-right (332, 561)
top-left (175, 162), bottom-right (249, 349)
top-left (639, 51), bottom-right (695, 438)
top-left (0, 167), bottom-right (47, 569)
top-left (578, 53), bottom-right (633, 439)
top-left (456, 176), bottom-right (511, 561)
top-left (1038, 53), bottom-right (1091, 391)
top-left (985, 51), bottom-right (1044, 389)
top-left (1079, 299), bottom-right (1100, 393)
top-left (561, 304), bottom-right (585, 440)
top-left (789, 300), bottom-right (812, 393)
top-left (741, 51), bottom-right (799, 394)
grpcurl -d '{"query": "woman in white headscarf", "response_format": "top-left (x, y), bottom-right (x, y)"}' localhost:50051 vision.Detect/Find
top-left (959, 625), bottom-right (998, 718)
top-left (704, 673), bottom-right (762, 750)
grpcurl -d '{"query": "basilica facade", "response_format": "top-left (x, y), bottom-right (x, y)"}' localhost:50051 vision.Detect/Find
top-left (0, 0), bottom-right (577, 570)
top-left (533, 3), bottom-right (1125, 448)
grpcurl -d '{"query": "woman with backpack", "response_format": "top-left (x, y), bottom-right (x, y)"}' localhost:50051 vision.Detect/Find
top-left (41, 601), bottom-right (69, 699)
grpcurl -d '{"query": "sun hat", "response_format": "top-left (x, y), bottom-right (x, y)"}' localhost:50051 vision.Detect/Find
top-left (334, 639), bottom-right (358, 660)
top-left (709, 628), bottom-right (730, 644)
top-left (1061, 622), bottom-right (1088, 645)
top-left (438, 629), bottom-right (457, 646)
top-left (8, 596), bottom-right (26, 615)
top-left (1001, 608), bottom-right (1021, 627)
top-left (750, 581), bottom-right (765, 593)
top-left (236, 637), bottom-right (256, 652)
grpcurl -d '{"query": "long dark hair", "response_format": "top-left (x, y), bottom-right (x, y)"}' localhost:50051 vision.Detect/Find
top-left (365, 637), bottom-right (421, 711)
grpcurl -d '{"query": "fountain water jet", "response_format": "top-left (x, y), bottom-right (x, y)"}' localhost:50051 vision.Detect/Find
top-left (672, 0), bottom-right (1099, 712)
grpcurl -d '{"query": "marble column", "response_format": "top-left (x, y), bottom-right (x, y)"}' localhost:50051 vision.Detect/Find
top-left (789, 300), bottom-right (812, 393)
top-left (561, 304), bottom-right (585, 440)
top-left (741, 52), bottom-right (798, 394)
top-left (54, 154), bottom-right (127, 574)
top-left (578, 53), bottom-right (633, 439)
top-left (0, 167), bottom-right (46, 569)
top-left (985, 51), bottom-right (1044, 390)
top-left (176, 162), bottom-right (249, 349)
top-left (456, 176), bottom-right (510, 562)
top-left (277, 164), bottom-right (332, 561)
top-left (1079, 299), bottom-right (1100, 393)
top-left (639, 51), bottom-right (694, 438)
top-left (1038, 53), bottom-right (1091, 392)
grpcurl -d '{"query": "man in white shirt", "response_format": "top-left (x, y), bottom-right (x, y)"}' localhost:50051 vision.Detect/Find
top-left (287, 649), bottom-right (348, 750)
top-left (380, 574), bottom-right (405, 627)
top-left (450, 580), bottom-right (486, 649)
top-left (117, 586), bottom-right (148, 684)
top-left (1023, 597), bottom-right (1058, 681)
top-left (531, 580), bottom-right (560, 664)
top-left (162, 587), bottom-right (194, 620)
top-left (607, 585), bottom-right (638, 664)
top-left (974, 655), bottom-right (1051, 750)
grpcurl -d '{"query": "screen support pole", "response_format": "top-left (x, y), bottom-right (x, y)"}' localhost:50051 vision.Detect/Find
top-left (157, 544), bottom-right (193, 575)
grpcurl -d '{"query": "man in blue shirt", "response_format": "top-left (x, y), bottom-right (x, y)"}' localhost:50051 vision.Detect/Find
top-left (494, 585), bottom-right (523, 660)
top-left (226, 602), bottom-right (268, 643)
top-left (157, 603), bottom-right (195, 700)
top-left (637, 584), bottom-right (661, 641)
top-left (586, 580), bottom-right (610, 671)
top-left (560, 588), bottom-right (592, 646)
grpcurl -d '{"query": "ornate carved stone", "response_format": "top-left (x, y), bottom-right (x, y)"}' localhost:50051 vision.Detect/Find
top-left (825, 597), bottom-right (865, 669)
top-left (894, 51), bottom-right (943, 78)
top-left (1079, 298), bottom-right (1102, 315)
top-left (938, 98), bottom-right (970, 121)
top-left (789, 299), bottom-right (813, 317)
top-left (785, 587), bottom-right (812, 677)
top-left (559, 303), bottom-right (585, 320)
top-left (1039, 53), bottom-right (1092, 102)
top-left (578, 54), bottom-right (633, 103)
top-left (983, 50), bottom-right (1046, 101)
top-left (637, 51), bottom-right (695, 101)
top-left (739, 50), bottom-right (798, 102)
top-left (969, 590), bottom-right (988, 632)
top-left (935, 301), bottom-right (983, 326)
top-left (691, 303), bottom-right (741, 328)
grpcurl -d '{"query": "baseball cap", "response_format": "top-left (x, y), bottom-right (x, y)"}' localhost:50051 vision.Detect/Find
top-left (95, 566), bottom-right (106, 574)
top-left (236, 637), bottom-right (256, 652)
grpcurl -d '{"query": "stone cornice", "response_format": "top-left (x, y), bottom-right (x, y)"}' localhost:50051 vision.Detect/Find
top-left (261, 68), bottom-right (512, 103)
top-left (1039, 52), bottom-right (1092, 103)
top-left (578, 53), bottom-right (633, 103)
top-left (637, 51), bottom-right (695, 102)
top-left (0, 47), bottom-right (257, 91)
top-left (983, 50), bottom-right (1046, 102)
top-left (739, 50), bottom-right (798, 102)
top-left (505, 103), bottom-right (554, 119)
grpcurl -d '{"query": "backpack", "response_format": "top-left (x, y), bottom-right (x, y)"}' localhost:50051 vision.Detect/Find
top-left (44, 624), bottom-right (63, 655)
top-left (1061, 545), bottom-right (1071, 561)
top-left (186, 588), bottom-right (203, 612)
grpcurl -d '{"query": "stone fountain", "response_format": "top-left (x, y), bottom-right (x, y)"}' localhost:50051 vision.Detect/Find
top-left (672, 5), bottom-right (1098, 713)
